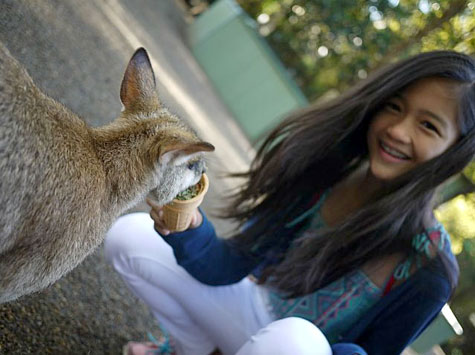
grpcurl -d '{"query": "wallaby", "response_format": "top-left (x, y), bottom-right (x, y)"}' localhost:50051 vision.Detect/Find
top-left (0, 43), bottom-right (214, 303)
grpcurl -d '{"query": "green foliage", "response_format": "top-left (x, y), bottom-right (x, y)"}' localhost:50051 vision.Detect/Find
top-left (435, 184), bottom-right (475, 354)
top-left (463, 163), bottom-right (475, 184)
top-left (237, 0), bottom-right (474, 101)
top-left (175, 181), bottom-right (202, 200)
top-left (441, 238), bottom-right (475, 354)
top-left (435, 194), bottom-right (475, 254)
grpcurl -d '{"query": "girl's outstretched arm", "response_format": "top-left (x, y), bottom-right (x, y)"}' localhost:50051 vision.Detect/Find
top-left (160, 209), bottom-right (260, 285)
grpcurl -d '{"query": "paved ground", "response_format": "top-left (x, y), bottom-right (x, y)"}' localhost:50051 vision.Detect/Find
top-left (0, 0), bottom-right (253, 353)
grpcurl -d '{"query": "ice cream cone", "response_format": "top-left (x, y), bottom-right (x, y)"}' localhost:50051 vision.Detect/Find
top-left (162, 173), bottom-right (209, 232)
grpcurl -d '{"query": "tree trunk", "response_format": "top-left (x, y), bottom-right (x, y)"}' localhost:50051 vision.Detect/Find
top-left (435, 173), bottom-right (475, 207)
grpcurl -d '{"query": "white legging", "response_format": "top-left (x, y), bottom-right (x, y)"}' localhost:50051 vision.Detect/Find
top-left (104, 213), bottom-right (332, 355)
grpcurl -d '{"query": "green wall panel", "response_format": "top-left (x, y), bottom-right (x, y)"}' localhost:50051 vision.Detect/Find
top-left (189, 0), bottom-right (308, 141)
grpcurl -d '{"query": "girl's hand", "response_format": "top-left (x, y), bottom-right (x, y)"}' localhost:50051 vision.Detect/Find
top-left (146, 198), bottom-right (203, 236)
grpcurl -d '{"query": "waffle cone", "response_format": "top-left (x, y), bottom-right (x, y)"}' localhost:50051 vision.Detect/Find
top-left (162, 173), bottom-right (209, 232)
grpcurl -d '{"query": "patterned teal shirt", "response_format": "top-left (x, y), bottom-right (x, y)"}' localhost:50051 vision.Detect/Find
top-left (265, 190), bottom-right (450, 344)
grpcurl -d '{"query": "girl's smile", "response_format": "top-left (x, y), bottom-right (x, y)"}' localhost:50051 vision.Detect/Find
top-left (367, 77), bottom-right (461, 181)
top-left (378, 140), bottom-right (410, 161)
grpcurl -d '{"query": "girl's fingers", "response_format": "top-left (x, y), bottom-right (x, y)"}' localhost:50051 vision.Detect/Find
top-left (154, 222), bottom-right (170, 236)
top-left (189, 209), bottom-right (203, 229)
top-left (153, 217), bottom-right (171, 236)
top-left (147, 199), bottom-right (171, 235)
top-left (146, 197), bottom-right (160, 209)
top-left (190, 213), bottom-right (197, 227)
top-left (147, 198), bottom-right (201, 233)
top-left (149, 207), bottom-right (161, 222)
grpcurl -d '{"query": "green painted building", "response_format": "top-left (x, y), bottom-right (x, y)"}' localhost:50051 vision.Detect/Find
top-left (188, 0), bottom-right (308, 142)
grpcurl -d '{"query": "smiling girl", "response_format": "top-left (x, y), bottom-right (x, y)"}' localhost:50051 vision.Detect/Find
top-left (367, 78), bottom-right (460, 180)
top-left (106, 51), bottom-right (475, 355)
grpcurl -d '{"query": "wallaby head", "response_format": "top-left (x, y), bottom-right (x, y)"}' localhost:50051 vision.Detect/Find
top-left (122, 49), bottom-right (214, 202)
top-left (95, 47), bottom-right (215, 210)
top-left (0, 44), bottom-right (214, 303)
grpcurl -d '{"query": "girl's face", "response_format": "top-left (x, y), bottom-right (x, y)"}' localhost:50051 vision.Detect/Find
top-left (367, 77), bottom-right (460, 181)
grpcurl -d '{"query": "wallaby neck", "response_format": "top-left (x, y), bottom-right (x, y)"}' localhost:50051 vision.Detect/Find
top-left (90, 120), bottom-right (157, 212)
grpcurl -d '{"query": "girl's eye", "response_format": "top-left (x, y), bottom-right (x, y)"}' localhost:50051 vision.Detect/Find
top-left (384, 101), bottom-right (401, 113)
top-left (421, 121), bottom-right (440, 135)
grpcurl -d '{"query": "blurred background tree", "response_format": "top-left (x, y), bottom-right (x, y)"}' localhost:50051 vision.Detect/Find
top-left (435, 167), bottom-right (475, 353)
top-left (237, 0), bottom-right (473, 100)
top-left (234, 0), bottom-right (475, 353)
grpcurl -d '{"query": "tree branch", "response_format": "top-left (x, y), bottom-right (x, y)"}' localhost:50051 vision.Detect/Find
top-left (435, 173), bottom-right (475, 207)
top-left (376, 0), bottom-right (468, 68)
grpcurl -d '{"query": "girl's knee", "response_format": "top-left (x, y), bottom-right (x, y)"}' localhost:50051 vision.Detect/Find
top-left (271, 317), bottom-right (331, 352)
top-left (237, 317), bottom-right (331, 355)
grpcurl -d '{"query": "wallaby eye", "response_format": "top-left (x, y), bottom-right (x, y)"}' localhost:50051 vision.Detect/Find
top-left (187, 161), bottom-right (198, 170)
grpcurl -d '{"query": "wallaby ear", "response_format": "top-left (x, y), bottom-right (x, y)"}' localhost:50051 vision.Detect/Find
top-left (159, 142), bottom-right (215, 166)
top-left (120, 47), bottom-right (160, 113)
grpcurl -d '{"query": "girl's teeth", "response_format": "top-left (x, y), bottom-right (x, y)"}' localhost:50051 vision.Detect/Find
top-left (381, 142), bottom-right (408, 159)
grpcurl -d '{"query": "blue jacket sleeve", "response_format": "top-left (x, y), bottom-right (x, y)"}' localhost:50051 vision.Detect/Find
top-left (161, 211), bottom-right (260, 285)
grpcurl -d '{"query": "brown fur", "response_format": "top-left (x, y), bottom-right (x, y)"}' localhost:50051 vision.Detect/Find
top-left (0, 44), bottom-right (214, 303)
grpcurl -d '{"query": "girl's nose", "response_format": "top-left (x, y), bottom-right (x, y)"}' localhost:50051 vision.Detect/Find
top-left (386, 118), bottom-right (412, 144)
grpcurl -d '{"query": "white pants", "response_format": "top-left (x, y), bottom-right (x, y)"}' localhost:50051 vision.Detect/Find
top-left (104, 213), bottom-right (332, 355)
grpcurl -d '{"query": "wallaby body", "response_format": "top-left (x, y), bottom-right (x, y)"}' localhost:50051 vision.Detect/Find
top-left (0, 43), bottom-right (214, 303)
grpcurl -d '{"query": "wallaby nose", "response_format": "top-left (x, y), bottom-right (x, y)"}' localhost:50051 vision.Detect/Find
top-left (200, 161), bottom-right (207, 175)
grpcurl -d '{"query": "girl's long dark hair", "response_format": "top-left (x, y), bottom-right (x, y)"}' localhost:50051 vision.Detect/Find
top-left (224, 51), bottom-right (475, 298)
